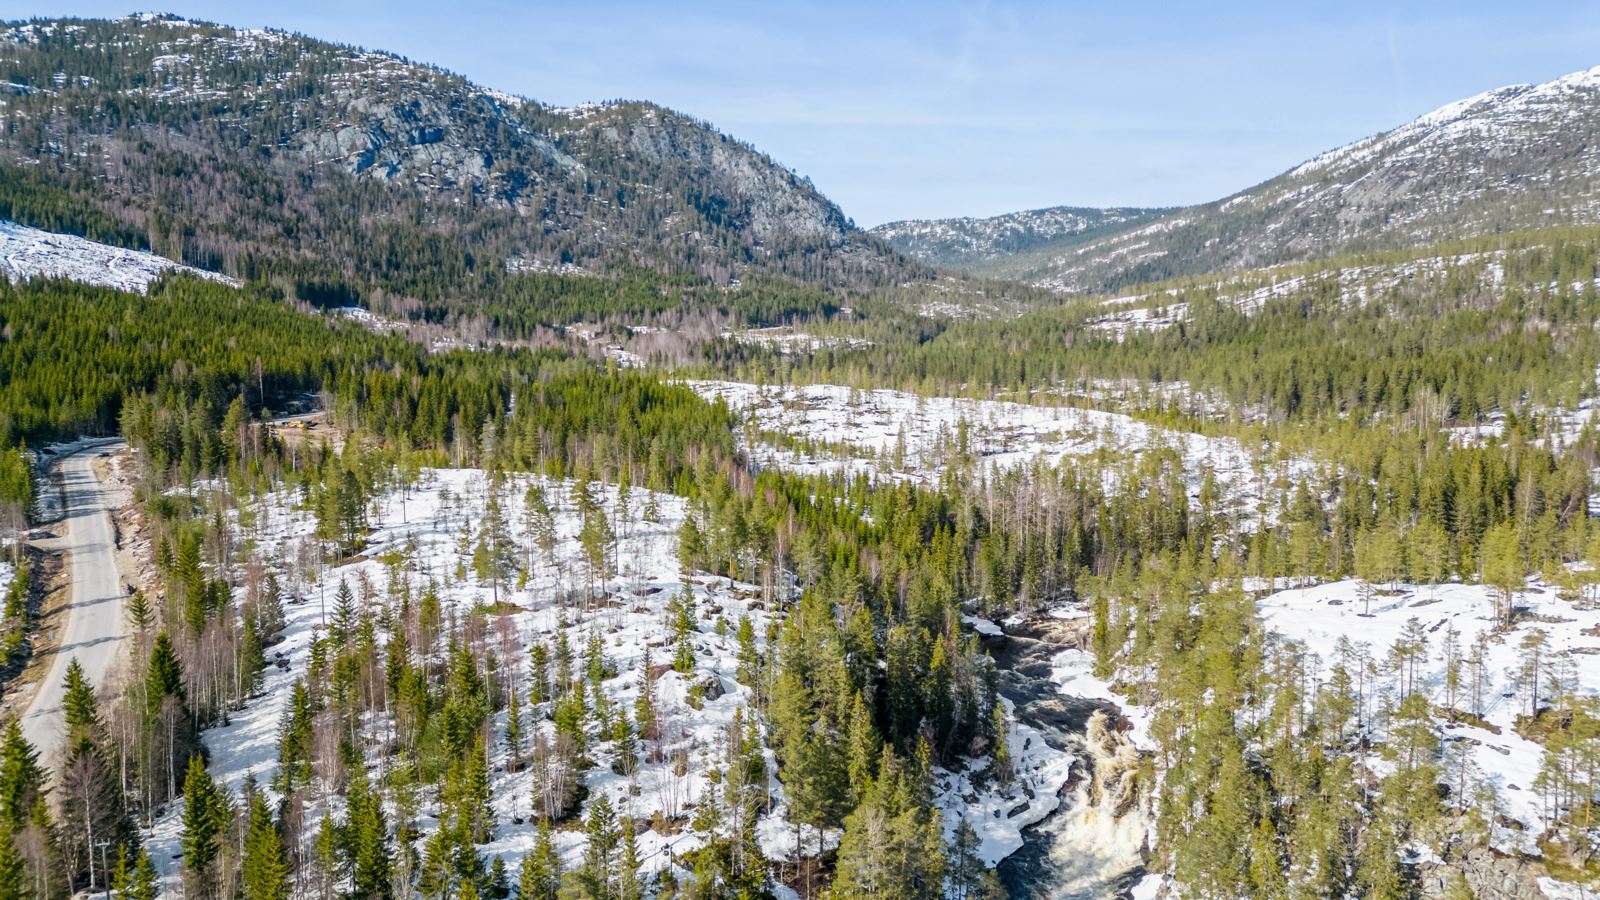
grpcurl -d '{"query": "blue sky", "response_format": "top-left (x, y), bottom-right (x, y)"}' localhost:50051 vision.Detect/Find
top-left (8, 2), bottom-right (1600, 225)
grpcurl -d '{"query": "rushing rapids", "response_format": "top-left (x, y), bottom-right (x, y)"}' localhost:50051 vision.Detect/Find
top-left (983, 615), bottom-right (1150, 899)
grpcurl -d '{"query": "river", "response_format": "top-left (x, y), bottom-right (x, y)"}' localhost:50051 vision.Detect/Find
top-left (985, 616), bottom-right (1148, 899)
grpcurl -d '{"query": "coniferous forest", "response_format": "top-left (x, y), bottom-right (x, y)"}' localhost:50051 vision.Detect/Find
top-left (5, 10), bottom-right (1600, 900)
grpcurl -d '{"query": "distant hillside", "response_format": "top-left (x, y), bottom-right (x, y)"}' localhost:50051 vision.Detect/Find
top-left (0, 14), bottom-right (921, 323)
top-left (894, 64), bottom-right (1600, 293)
top-left (869, 206), bottom-right (1165, 272)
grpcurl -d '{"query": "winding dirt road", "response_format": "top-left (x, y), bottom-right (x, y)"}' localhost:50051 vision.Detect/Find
top-left (19, 444), bottom-right (128, 760)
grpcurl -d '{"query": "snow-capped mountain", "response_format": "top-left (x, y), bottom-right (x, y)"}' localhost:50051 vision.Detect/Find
top-left (896, 64), bottom-right (1600, 293)
top-left (0, 14), bottom-right (917, 296)
top-left (868, 206), bottom-right (1164, 272)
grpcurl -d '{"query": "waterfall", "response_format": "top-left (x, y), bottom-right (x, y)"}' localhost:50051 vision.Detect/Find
top-left (990, 614), bottom-right (1150, 899)
top-left (1005, 710), bottom-right (1148, 898)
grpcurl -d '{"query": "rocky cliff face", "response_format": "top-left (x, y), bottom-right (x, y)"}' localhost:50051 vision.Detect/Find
top-left (573, 103), bottom-right (848, 248)
top-left (0, 14), bottom-right (904, 293)
top-left (1417, 847), bottom-right (1550, 900)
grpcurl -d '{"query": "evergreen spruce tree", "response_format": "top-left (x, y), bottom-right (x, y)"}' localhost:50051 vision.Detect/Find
top-left (506, 687), bottom-right (524, 769)
top-left (990, 701), bottom-right (1013, 786)
top-left (0, 720), bottom-right (42, 829)
top-left (240, 790), bottom-right (289, 900)
top-left (275, 679), bottom-right (315, 792)
top-left (0, 824), bottom-right (26, 900)
top-left (517, 819), bottom-right (560, 900)
top-left (833, 748), bottom-right (946, 899)
top-left (617, 816), bottom-right (642, 900)
top-left (634, 647), bottom-right (658, 742)
top-left (488, 857), bottom-right (510, 900)
top-left (332, 578), bottom-right (356, 644)
top-left (180, 755), bottom-right (229, 899)
top-left (735, 615), bottom-right (759, 689)
top-left (59, 659), bottom-right (100, 744)
top-left (344, 768), bottom-right (393, 899)
top-left (845, 692), bottom-right (879, 804)
top-left (145, 632), bottom-right (186, 716)
top-left (176, 532), bottom-right (207, 636)
top-left (580, 795), bottom-right (618, 897)
top-left (1482, 522), bottom-right (1525, 626)
top-left (947, 818), bottom-right (1000, 900)
top-left (110, 846), bottom-right (160, 900)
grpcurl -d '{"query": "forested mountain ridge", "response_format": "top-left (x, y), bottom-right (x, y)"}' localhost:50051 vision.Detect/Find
top-left (868, 205), bottom-right (1166, 272)
top-left (0, 14), bottom-right (919, 313)
top-left (891, 64), bottom-right (1600, 294)
top-left (11, 13), bottom-right (1600, 900)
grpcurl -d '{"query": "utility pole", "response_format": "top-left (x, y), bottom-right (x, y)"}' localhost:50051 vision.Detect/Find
top-left (95, 838), bottom-right (111, 898)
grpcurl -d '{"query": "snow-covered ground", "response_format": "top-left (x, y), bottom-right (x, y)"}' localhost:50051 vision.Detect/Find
top-left (331, 305), bottom-right (406, 333)
top-left (720, 327), bottom-right (873, 355)
top-left (143, 465), bottom-right (1065, 887)
top-left (144, 469), bottom-right (763, 884)
top-left (1084, 251), bottom-right (1514, 339)
top-left (935, 700), bottom-right (1074, 866)
top-left (1445, 372), bottom-right (1600, 457)
top-left (1049, 649), bottom-right (1156, 755)
top-left (1085, 301), bottom-right (1188, 339)
top-left (909, 276), bottom-right (1027, 321)
top-left (0, 220), bottom-right (238, 294)
top-left (505, 256), bottom-right (590, 277)
top-left (1441, 363), bottom-right (1600, 514)
top-left (689, 380), bottom-right (1307, 524)
top-left (1071, 572), bottom-right (1600, 862)
top-left (1257, 577), bottom-right (1600, 854)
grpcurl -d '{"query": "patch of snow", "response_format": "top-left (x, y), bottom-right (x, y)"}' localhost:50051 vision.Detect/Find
top-left (1131, 872), bottom-right (1172, 899)
top-left (143, 468), bottom-right (774, 886)
top-left (936, 699), bottom-right (1075, 865)
top-left (1540, 876), bottom-right (1600, 899)
top-left (1050, 648), bottom-right (1156, 753)
top-left (961, 614), bottom-right (1003, 637)
top-left (721, 328), bottom-right (874, 355)
top-left (0, 221), bottom-right (237, 293)
top-left (506, 256), bottom-right (590, 277)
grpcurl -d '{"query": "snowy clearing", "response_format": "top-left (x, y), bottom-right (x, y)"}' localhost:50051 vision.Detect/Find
top-left (0, 220), bottom-right (238, 294)
top-left (1257, 577), bottom-right (1600, 854)
top-left (145, 468), bottom-right (766, 885)
top-left (688, 380), bottom-right (1308, 525)
top-left (720, 327), bottom-right (873, 355)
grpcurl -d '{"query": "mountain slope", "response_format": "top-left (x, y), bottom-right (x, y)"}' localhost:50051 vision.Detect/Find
top-left (0, 14), bottom-right (916, 316)
top-left (899, 64), bottom-right (1600, 293)
top-left (0, 219), bottom-right (236, 293)
top-left (868, 205), bottom-right (1165, 272)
